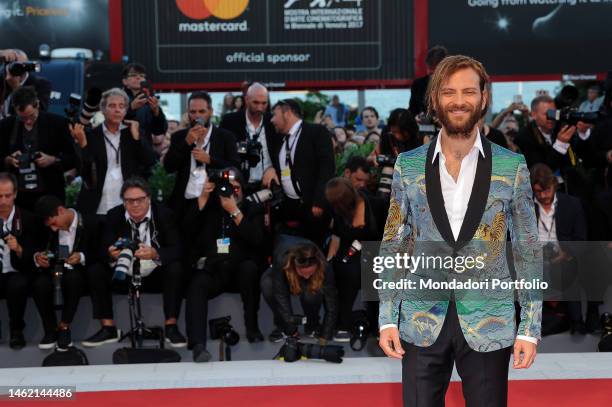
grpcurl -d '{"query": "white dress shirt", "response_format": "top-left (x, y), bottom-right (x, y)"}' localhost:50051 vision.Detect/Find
top-left (245, 112), bottom-right (273, 183)
top-left (279, 120), bottom-right (303, 199)
top-left (381, 132), bottom-right (538, 344)
top-left (1, 206), bottom-right (16, 274)
top-left (185, 125), bottom-right (213, 199)
top-left (535, 195), bottom-right (558, 244)
top-left (97, 123), bottom-right (126, 214)
top-left (124, 207), bottom-right (157, 275)
top-left (58, 209), bottom-right (86, 267)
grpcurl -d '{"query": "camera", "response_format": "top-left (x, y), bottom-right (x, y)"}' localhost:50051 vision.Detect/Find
top-left (376, 164), bottom-right (395, 199)
top-left (546, 107), bottom-right (600, 126)
top-left (46, 245), bottom-right (70, 309)
top-left (277, 336), bottom-right (345, 363)
top-left (16, 146), bottom-right (41, 190)
top-left (193, 117), bottom-right (210, 128)
top-left (376, 154), bottom-right (395, 167)
top-left (112, 238), bottom-right (141, 279)
top-left (64, 93), bottom-right (82, 124)
top-left (417, 115), bottom-right (438, 138)
top-left (114, 237), bottom-right (140, 252)
top-left (208, 168), bottom-right (237, 198)
top-left (342, 240), bottom-right (362, 263)
top-left (246, 183), bottom-right (284, 208)
top-left (3, 61), bottom-right (41, 76)
top-left (208, 316), bottom-right (240, 346)
top-left (238, 139), bottom-right (263, 168)
top-left (349, 310), bottom-right (370, 351)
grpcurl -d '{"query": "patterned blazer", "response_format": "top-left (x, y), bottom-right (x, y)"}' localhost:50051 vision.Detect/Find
top-left (378, 134), bottom-right (542, 352)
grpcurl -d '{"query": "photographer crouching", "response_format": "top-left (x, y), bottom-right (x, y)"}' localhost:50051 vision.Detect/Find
top-left (82, 178), bottom-right (186, 348)
top-left (183, 167), bottom-right (264, 362)
top-left (261, 237), bottom-right (338, 344)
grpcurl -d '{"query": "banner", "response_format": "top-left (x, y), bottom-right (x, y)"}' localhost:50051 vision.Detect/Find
top-left (122, 0), bottom-right (413, 87)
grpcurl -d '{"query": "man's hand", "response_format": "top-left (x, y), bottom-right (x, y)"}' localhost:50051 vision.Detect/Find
top-left (262, 167), bottom-right (279, 188)
top-left (312, 206), bottom-right (324, 218)
top-left (130, 92), bottom-right (148, 111)
top-left (134, 244), bottom-right (159, 261)
top-left (65, 252), bottom-right (82, 266)
top-left (378, 326), bottom-right (405, 359)
top-left (148, 96), bottom-right (160, 116)
top-left (69, 123), bottom-right (87, 148)
top-left (34, 252), bottom-right (51, 268)
top-left (124, 119), bottom-right (140, 141)
top-left (4, 151), bottom-right (21, 169)
top-left (34, 152), bottom-right (56, 168)
top-left (186, 125), bottom-right (206, 146)
top-left (513, 338), bottom-right (537, 369)
top-left (108, 246), bottom-right (121, 261)
top-left (0, 49), bottom-right (19, 63)
top-left (556, 125), bottom-right (576, 143)
top-left (220, 194), bottom-right (239, 214)
top-left (5, 235), bottom-right (22, 257)
top-left (192, 148), bottom-right (210, 165)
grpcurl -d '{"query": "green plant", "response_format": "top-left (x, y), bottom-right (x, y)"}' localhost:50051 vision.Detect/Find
top-left (295, 91), bottom-right (330, 123)
top-left (335, 142), bottom-right (375, 177)
top-left (65, 178), bottom-right (82, 208)
top-left (148, 162), bottom-right (176, 203)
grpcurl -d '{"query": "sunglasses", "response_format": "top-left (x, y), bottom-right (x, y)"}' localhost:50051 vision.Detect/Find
top-left (295, 256), bottom-right (317, 267)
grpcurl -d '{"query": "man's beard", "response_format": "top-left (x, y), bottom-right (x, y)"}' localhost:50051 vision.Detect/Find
top-left (437, 103), bottom-right (482, 139)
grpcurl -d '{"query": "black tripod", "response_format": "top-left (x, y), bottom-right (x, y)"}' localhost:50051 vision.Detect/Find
top-left (119, 260), bottom-right (165, 348)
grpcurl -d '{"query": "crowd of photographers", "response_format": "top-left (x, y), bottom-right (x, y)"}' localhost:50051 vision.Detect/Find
top-left (0, 47), bottom-right (612, 362)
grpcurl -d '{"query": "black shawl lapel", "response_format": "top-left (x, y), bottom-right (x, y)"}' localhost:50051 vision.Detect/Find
top-left (425, 137), bottom-right (455, 245)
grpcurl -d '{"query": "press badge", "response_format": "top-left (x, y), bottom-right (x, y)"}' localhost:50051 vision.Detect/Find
top-left (281, 167), bottom-right (291, 178)
top-left (216, 238), bottom-right (230, 254)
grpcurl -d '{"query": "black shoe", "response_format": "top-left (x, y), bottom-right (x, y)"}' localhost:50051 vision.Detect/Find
top-left (247, 328), bottom-right (264, 343)
top-left (192, 344), bottom-right (212, 363)
top-left (57, 328), bottom-right (72, 350)
top-left (165, 324), bottom-right (187, 348)
top-left (82, 326), bottom-right (121, 348)
top-left (570, 320), bottom-right (587, 335)
top-left (268, 327), bottom-right (286, 343)
top-left (9, 330), bottom-right (26, 350)
top-left (38, 332), bottom-right (57, 350)
top-left (586, 311), bottom-right (601, 333)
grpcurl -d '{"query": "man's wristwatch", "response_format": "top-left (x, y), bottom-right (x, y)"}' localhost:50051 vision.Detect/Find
top-left (230, 209), bottom-right (242, 219)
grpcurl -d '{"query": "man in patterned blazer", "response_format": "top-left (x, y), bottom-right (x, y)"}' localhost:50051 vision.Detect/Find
top-left (378, 55), bottom-right (542, 407)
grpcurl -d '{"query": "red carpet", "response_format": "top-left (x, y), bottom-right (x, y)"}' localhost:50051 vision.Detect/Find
top-left (3, 379), bottom-right (611, 406)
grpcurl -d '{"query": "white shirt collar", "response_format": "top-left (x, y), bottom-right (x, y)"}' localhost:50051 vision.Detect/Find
top-left (2, 206), bottom-right (16, 233)
top-left (67, 209), bottom-right (78, 233)
top-left (535, 193), bottom-right (558, 215)
top-left (246, 111), bottom-right (263, 133)
top-left (288, 120), bottom-right (303, 138)
top-left (125, 207), bottom-right (152, 224)
top-left (102, 122), bottom-right (127, 137)
top-left (432, 130), bottom-right (485, 164)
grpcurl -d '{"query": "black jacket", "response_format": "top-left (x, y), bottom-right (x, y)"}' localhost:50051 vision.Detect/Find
top-left (102, 203), bottom-right (182, 266)
top-left (0, 111), bottom-right (76, 200)
top-left (515, 122), bottom-right (574, 171)
top-left (535, 192), bottom-right (586, 258)
top-left (124, 87), bottom-right (168, 148)
top-left (268, 122), bottom-right (335, 209)
top-left (75, 125), bottom-right (156, 214)
top-left (181, 197), bottom-right (264, 268)
top-left (164, 125), bottom-right (239, 212)
top-left (4, 207), bottom-right (45, 273)
top-left (408, 75), bottom-right (430, 117)
top-left (270, 235), bottom-right (338, 339)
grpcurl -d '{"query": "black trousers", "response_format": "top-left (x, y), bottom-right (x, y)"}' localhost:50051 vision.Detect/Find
top-left (185, 259), bottom-right (260, 347)
top-left (87, 261), bottom-right (184, 321)
top-left (260, 267), bottom-right (323, 333)
top-left (31, 268), bottom-right (87, 334)
top-left (401, 301), bottom-right (512, 407)
top-left (0, 272), bottom-right (30, 331)
top-left (274, 198), bottom-right (329, 249)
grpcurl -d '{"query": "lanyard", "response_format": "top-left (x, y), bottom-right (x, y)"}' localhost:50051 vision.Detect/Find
top-left (104, 134), bottom-right (121, 165)
top-left (538, 205), bottom-right (556, 239)
top-left (284, 125), bottom-right (302, 167)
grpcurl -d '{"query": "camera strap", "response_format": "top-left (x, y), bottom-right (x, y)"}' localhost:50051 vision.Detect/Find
top-left (103, 134), bottom-right (121, 165)
top-left (283, 126), bottom-right (302, 197)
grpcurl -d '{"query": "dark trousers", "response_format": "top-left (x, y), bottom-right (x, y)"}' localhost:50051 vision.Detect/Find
top-left (274, 198), bottom-right (329, 249)
top-left (31, 268), bottom-right (86, 334)
top-left (401, 301), bottom-right (512, 407)
top-left (0, 272), bottom-right (30, 331)
top-left (260, 267), bottom-right (323, 333)
top-left (87, 261), bottom-right (184, 321)
top-left (185, 259), bottom-right (260, 346)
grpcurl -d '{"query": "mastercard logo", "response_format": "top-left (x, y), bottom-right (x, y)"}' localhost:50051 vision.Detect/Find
top-left (176, 0), bottom-right (249, 20)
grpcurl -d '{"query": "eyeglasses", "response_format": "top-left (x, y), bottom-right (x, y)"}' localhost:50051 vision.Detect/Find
top-left (295, 256), bottom-right (317, 267)
top-left (123, 196), bottom-right (148, 206)
top-left (127, 73), bottom-right (146, 78)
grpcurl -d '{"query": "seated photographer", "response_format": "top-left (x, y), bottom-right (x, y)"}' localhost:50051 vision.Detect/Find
top-left (219, 82), bottom-right (276, 195)
top-left (343, 155), bottom-right (372, 193)
top-left (82, 177), bottom-right (186, 348)
top-left (0, 86), bottom-right (76, 210)
top-left (164, 91), bottom-right (239, 217)
top-left (121, 63), bottom-right (168, 148)
top-left (368, 108), bottom-right (421, 167)
top-left (70, 88), bottom-right (156, 215)
top-left (0, 49), bottom-right (52, 119)
top-left (261, 237), bottom-right (338, 343)
top-left (183, 168), bottom-right (265, 362)
top-left (0, 173), bottom-right (45, 349)
top-left (31, 195), bottom-right (100, 350)
top-left (325, 178), bottom-right (381, 342)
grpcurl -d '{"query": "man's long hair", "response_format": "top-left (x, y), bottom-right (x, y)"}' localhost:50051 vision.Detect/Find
top-left (426, 55), bottom-right (491, 120)
top-left (282, 243), bottom-right (326, 296)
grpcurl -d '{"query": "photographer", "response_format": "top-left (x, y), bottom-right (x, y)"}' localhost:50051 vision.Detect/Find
top-left (0, 173), bottom-right (45, 349)
top-left (219, 83), bottom-right (276, 195)
top-left (121, 63), bottom-right (167, 148)
top-left (82, 178), bottom-right (186, 348)
top-left (31, 195), bottom-right (100, 350)
top-left (0, 49), bottom-right (51, 119)
top-left (183, 168), bottom-right (265, 362)
top-left (164, 91), bottom-right (239, 217)
top-left (324, 178), bottom-right (382, 342)
top-left (261, 237), bottom-right (338, 343)
top-left (0, 86), bottom-right (76, 210)
top-left (372, 108), bottom-right (421, 164)
top-left (70, 88), bottom-right (156, 215)
top-left (266, 99), bottom-right (335, 247)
